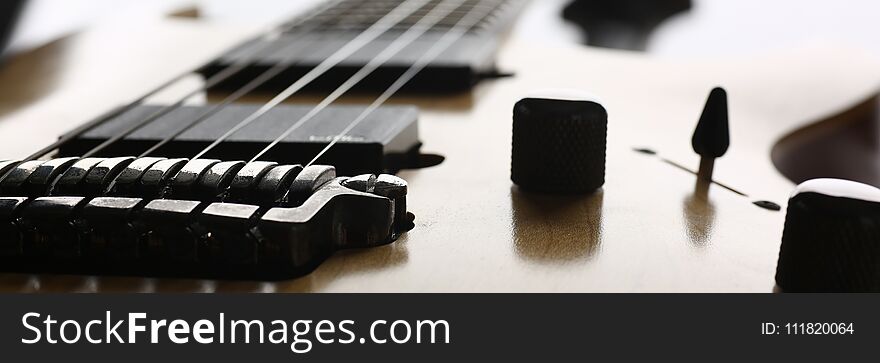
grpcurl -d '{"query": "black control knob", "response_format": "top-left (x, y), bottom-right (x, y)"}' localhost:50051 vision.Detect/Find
top-left (776, 178), bottom-right (880, 292)
top-left (511, 90), bottom-right (607, 193)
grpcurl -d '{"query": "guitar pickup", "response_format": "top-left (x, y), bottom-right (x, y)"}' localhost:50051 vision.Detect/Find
top-left (56, 104), bottom-right (421, 175)
top-left (0, 157), bottom-right (414, 280)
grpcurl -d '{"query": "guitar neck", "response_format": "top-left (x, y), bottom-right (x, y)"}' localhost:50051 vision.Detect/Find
top-left (202, 0), bottom-right (528, 94)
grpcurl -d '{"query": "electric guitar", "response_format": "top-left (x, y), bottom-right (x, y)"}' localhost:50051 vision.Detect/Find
top-left (0, 0), bottom-right (878, 292)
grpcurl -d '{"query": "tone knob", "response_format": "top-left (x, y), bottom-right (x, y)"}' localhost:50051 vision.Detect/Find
top-left (511, 89), bottom-right (607, 193)
top-left (776, 178), bottom-right (880, 292)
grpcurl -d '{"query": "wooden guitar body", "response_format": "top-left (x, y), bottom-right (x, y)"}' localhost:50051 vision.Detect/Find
top-left (1, 14), bottom-right (879, 292)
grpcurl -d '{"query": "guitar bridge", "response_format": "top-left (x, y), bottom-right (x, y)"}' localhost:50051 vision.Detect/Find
top-left (0, 157), bottom-right (413, 280)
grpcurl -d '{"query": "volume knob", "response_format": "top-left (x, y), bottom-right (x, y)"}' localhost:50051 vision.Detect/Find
top-left (776, 178), bottom-right (880, 292)
top-left (511, 90), bottom-right (607, 193)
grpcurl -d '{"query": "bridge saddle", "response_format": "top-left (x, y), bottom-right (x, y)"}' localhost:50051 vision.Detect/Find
top-left (0, 157), bottom-right (413, 280)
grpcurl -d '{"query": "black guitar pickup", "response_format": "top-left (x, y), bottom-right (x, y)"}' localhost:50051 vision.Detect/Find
top-left (57, 104), bottom-right (420, 176)
top-left (0, 157), bottom-right (414, 280)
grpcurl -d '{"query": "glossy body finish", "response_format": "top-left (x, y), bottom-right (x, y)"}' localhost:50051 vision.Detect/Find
top-left (0, 13), bottom-right (879, 291)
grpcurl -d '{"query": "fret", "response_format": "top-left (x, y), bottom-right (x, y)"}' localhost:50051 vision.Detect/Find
top-left (284, 0), bottom-right (513, 35)
top-left (204, 0), bottom-right (528, 94)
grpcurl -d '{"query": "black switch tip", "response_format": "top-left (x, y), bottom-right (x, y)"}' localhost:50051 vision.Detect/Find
top-left (691, 87), bottom-right (729, 158)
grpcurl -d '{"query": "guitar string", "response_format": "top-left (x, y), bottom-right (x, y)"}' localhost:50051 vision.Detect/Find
top-left (305, 0), bottom-right (496, 167)
top-left (23, 69), bottom-right (192, 161)
top-left (190, 0), bottom-right (434, 160)
top-left (245, 0), bottom-right (473, 163)
top-left (38, 0), bottom-right (477, 167)
top-left (80, 48), bottom-right (272, 158)
top-left (136, 35), bottom-right (325, 157)
top-left (9, 71), bottom-right (197, 182)
top-left (140, 0), bottom-right (445, 158)
top-left (75, 0), bottom-right (346, 158)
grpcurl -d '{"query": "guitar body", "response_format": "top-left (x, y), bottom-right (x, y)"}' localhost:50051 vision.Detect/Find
top-left (1, 13), bottom-right (879, 292)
